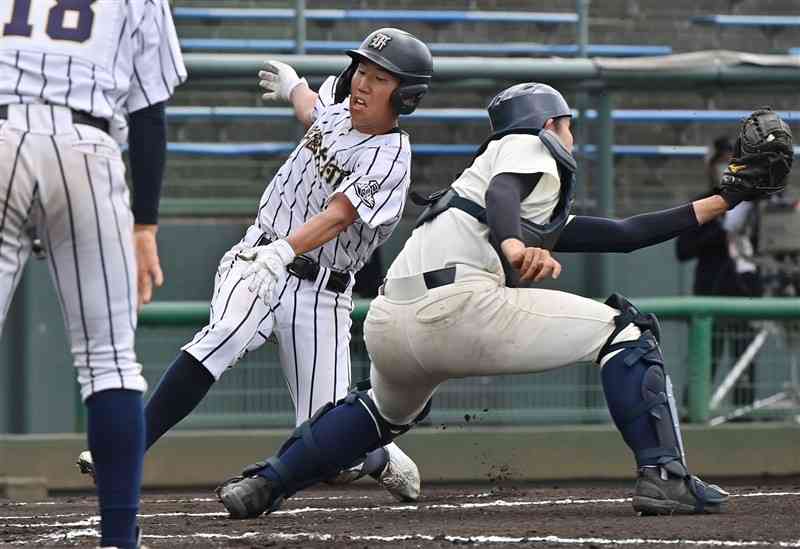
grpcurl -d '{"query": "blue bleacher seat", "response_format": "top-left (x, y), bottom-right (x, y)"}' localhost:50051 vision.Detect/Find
top-left (173, 7), bottom-right (578, 25)
top-left (178, 39), bottom-right (671, 57)
top-left (692, 15), bottom-right (800, 28)
top-left (166, 107), bottom-right (800, 124)
top-left (161, 142), bottom-right (800, 159)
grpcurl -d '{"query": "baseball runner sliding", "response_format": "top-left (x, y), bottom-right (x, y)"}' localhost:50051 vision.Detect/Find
top-left (77, 27), bottom-right (434, 503)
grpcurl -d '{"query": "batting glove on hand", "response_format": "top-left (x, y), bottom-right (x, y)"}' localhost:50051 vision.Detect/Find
top-left (216, 241), bottom-right (248, 281)
top-left (259, 60), bottom-right (308, 102)
top-left (239, 239), bottom-right (296, 304)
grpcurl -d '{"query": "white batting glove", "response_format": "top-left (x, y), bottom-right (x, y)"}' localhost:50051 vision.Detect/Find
top-left (216, 241), bottom-right (248, 281)
top-left (238, 239), bottom-right (296, 304)
top-left (258, 60), bottom-right (308, 102)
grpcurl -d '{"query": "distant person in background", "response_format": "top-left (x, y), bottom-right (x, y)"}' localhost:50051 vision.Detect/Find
top-left (676, 136), bottom-right (761, 408)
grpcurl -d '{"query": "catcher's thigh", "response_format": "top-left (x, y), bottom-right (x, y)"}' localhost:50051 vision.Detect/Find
top-left (364, 296), bottom-right (445, 426)
top-left (371, 278), bottom-right (624, 380)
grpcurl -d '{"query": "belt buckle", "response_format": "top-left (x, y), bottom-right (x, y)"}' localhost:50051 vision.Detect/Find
top-left (326, 271), bottom-right (349, 293)
top-left (288, 255), bottom-right (318, 281)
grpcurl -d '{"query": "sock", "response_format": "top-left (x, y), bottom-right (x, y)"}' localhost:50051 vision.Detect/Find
top-left (86, 389), bottom-right (144, 549)
top-left (144, 351), bottom-right (215, 450)
top-left (258, 399), bottom-right (384, 492)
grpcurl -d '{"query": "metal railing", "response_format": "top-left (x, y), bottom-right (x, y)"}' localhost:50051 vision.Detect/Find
top-left (134, 297), bottom-right (800, 429)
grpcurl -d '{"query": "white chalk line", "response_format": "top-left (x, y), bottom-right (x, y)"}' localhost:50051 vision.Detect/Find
top-left (11, 529), bottom-right (800, 547)
top-left (4, 491), bottom-right (800, 547)
top-left (3, 491), bottom-right (799, 523)
top-left (0, 491), bottom-right (493, 508)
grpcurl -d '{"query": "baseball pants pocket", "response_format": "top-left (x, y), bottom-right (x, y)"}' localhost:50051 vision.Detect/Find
top-left (414, 289), bottom-right (473, 327)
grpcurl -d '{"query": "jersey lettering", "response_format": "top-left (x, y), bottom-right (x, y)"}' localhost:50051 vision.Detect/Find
top-left (46, 0), bottom-right (95, 42)
top-left (303, 126), bottom-right (351, 189)
top-left (3, 0), bottom-right (33, 36)
top-left (3, 0), bottom-right (95, 42)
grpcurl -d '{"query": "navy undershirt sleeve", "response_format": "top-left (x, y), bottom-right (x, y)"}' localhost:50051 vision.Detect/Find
top-left (554, 203), bottom-right (698, 253)
top-left (485, 172), bottom-right (543, 242)
top-left (128, 101), bottom-right (167, 225)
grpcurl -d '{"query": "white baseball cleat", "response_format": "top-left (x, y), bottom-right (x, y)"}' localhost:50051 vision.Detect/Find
top-left (377, 442), bottom-right (420, 502)
top-left (77, 450), bottom-right (96, 481)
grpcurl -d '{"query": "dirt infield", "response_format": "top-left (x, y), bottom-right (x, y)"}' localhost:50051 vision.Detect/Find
top-left (2, 477), bottom-right (799, 548)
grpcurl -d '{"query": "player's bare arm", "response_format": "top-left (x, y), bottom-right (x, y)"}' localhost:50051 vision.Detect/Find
top-left (239, 194), bottom-right (358, 303)
top-left (691, 194), bottom-right (729, 224)
top-left (286, 193), bottom-right (358, 255)
top-left (258, 60), bottom-right (316, 127)
top-left (134, 225), bottom-right (163, 306)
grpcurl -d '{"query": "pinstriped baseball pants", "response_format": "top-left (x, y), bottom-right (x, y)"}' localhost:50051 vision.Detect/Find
top-left (0, 104), bottom-right (145, 400)
top-left (182, 225), bottom-right (356, 425)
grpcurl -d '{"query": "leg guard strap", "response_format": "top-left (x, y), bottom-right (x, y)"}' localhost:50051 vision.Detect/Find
top-left (342, 389), bottom-right (431, 446)
top-left (599, 293), bottom-right (662, 362)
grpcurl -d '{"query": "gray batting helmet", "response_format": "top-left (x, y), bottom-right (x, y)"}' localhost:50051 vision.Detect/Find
top-left (334, 28), bottom-right (434, 115)
top-left (487, 83), bottom-right (571, 134)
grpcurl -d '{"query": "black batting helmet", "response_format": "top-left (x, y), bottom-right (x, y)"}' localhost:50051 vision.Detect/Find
top-left (334, 28), bottom-right (433, 115)
top-left (487, 83), bottom-right (571, 134)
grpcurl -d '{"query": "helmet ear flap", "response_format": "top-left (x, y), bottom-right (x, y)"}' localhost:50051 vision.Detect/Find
top-left (392, 83), bottom-right (429, 115)
top-left (334, 61), bottom-right (358, 104)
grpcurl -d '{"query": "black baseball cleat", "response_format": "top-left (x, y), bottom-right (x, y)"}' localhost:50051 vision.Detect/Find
top-left (215, 474), bottom-right (284, 519)
top-left (632, 463), bottom-right (729, 516)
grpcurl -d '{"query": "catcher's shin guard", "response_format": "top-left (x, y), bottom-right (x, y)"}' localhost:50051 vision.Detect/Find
top-left (598, 294), bottom-right (729, 514)
top-left (598, 294), bottom-right (683, 468)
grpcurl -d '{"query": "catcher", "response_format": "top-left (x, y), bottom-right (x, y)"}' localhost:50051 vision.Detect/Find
top-left (215, 93), bottom-right (792, 519)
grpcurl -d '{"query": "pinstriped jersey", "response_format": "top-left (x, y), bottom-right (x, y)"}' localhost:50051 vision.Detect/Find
top-left (0, 0), bottom-right (186, 138)
top-left (256, 76), bottom-right (412, 273)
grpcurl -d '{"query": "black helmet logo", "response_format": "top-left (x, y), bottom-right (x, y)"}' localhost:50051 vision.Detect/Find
top-left (368, 33), bottom-right (392, 50)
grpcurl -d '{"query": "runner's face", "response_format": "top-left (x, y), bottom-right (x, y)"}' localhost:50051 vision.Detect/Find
top-left (349, 60), bottom-right (400, 133)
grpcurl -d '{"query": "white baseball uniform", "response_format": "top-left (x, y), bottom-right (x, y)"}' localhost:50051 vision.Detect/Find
top-left (364, 133), bottom-right (637, 425)
top-left (0, 0), bottom-right (186, 400)
top-left (183, 76), bottom-right (412, 424)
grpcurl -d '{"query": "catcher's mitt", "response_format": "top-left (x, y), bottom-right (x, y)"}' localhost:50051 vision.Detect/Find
top-left (719, 107), bottom-right (794, 208)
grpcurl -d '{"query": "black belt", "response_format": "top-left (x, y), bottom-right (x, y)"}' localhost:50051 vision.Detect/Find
top-left (379, 266), bottom-right (456, 296)
top-left (288, 256), bottom-right (351, 293)
top-left (255, 233), bottom-right (350, 293)
top-left (0, 105), bottom-right (109, 134)
top-left (422, 266), bottom-right (457, 289)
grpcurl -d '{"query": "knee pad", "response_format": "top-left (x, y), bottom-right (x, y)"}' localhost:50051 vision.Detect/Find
top-left (597, 293), bottom-right (661, 365)
top-left (599, 297), bottom-right (686, 472)
top-left (342, 385), bottom-right (432, 446)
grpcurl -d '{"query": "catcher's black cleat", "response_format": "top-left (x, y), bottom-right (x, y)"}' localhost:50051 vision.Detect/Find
top-left (216, 474), bottom-right (284, 519)
top-left (632, 464), bottom-right (729, 516)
